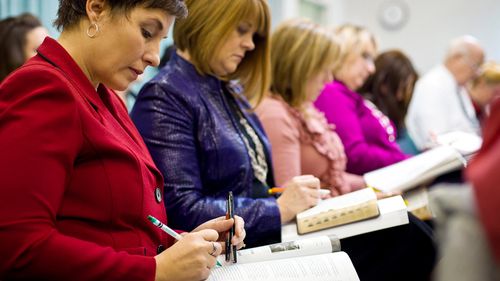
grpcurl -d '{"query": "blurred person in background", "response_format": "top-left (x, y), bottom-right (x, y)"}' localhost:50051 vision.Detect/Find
top-left (359, 50), bottom-right (420, 155)
top-left (0, 13), bottom-right (48, 82)
top-left (430, 93), bottom-right (500, 281)
top-left (256, 18), bottom-right (365, 197)
top-left (256, 18), bottom-right (436, 281)
top-left (406, 35), bottom-right (485, 150)
top-left (315, 24), bottom-right (409, 175)
top-left (468, 62), bottom-right (500, 123)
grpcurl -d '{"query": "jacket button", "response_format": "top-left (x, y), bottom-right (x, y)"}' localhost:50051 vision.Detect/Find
top-left (155, 187), bottom-right (162, 203)
top-left (157, 244), bottom-right (165, 254)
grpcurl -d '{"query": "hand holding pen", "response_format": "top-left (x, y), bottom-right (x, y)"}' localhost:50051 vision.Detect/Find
top-left (190, 209), bottom-right (246, 257)
top-left (275, 175), bottom-right (321, 223)
top-left (148, 215), bottom-right (223, 281)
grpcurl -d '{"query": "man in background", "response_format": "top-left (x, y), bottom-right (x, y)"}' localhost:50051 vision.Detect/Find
top-left (406, 35), bottom-right (485, 150)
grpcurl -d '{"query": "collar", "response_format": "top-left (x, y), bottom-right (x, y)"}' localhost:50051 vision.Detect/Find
top-left (170, 52), bottom-right (223, 92)
top-left (36, 37), bottom-right (105, 110)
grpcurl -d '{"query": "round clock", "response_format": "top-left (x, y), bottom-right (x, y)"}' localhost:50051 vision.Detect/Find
top-left (378, 0), bottom-right (409, 31)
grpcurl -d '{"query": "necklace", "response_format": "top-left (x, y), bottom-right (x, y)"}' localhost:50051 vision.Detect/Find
top-left (238, 115), bottom-right (268, 184)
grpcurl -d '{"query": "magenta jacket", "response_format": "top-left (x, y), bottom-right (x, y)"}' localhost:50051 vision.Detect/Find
top-left (314, 81), bottom-right (409, 175)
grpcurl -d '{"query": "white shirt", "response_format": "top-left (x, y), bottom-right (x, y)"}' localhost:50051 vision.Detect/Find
top-left (405, 64), bottom-right (480, 150)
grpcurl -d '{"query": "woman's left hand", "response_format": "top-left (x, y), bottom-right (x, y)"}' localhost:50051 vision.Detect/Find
top-left (192, 215), bottom-right (246, 251)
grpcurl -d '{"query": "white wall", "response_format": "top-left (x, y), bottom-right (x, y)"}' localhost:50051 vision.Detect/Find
top-left (271, 0), bottom-right (500, 74)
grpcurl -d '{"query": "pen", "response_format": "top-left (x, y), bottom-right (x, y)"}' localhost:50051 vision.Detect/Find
top-left (225, 192), bottom-right (237, 263)
top-left (230, 192), bottom-right (237, 263)
top-left (225, 196), bottom-right (231, 262)
top-left (148, 215), bottom-right (222, 267)
top-left (268, 187), bottom-right (331, 196)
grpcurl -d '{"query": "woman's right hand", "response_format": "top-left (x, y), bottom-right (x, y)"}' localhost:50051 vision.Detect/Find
top-left (276, 175), bottom-right (321, 223)
top-left (154, 229), bottom-right (221, 281)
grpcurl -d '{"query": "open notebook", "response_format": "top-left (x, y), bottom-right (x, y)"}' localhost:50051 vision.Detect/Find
top-left (435, 130), bottom-right (482, 156)
top-left (209, 235), bottom-right (359, 281)
top-left (364, 145), bottom-right (467, 193)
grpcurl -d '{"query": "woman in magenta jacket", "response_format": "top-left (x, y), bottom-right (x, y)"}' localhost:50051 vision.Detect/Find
top-left (315, 24), bottom-right (409, 175)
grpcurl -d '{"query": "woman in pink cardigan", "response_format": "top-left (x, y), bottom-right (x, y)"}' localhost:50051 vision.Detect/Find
top-left (314, 24), bottom-right (409, 175)
top-left (256, 20), bottom-right (364, 196)
top-left (256, 18), bottom-right (436, 281)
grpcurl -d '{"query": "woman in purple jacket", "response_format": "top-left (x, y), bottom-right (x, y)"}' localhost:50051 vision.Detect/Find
top-left (315, 24), bottom-right (409, 175)
top-left (131, 0), bottom-right (321, 248)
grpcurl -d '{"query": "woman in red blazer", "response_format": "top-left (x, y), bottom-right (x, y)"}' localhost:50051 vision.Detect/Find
top-left (0, 1), bottom-right (245, 280)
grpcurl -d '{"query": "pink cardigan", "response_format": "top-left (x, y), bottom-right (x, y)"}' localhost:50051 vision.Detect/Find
top-left (256, 96), bottom-right (363, 195)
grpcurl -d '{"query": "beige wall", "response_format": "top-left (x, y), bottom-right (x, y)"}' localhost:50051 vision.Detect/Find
top-left (270, 0), bottom-right (500, 73)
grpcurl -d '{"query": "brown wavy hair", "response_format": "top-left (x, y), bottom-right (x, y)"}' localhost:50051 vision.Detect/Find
top-left (359, 50), bottom-right (418, 132)
top-left (270, 18), bottom-right (341, 108)
top-left (0, 13), bottom-right (43, 82)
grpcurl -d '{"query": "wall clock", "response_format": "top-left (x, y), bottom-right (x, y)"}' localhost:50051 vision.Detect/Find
top-left (378, 0), bottom-right (409, 31)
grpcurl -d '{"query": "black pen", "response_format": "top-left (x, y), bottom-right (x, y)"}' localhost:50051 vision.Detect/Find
top-left (225, 191), bottom-right (237, 263)
top-left (225, 192), bottom-right (231, 262)
top-left (230, 192), bottom-right (237, 263)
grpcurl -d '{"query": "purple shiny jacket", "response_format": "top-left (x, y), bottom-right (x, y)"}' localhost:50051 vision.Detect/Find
top-left (131, 53), bottom-right (280, 247)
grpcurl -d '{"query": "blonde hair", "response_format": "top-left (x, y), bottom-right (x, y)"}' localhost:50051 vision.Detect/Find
top-left (334, 23), bottom-right (377, 74)
top-left (271, 18), bottom-right (341, 108)
top-left (474, 62), bottom-right (500, 86)
top-left (173, 0), bottom-right (271, 104)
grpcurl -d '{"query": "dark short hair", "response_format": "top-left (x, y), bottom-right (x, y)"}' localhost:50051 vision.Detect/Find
top-left (54, 0), bottom-right (187, 30)
top-left (0, 13), bottom-right (43, 82)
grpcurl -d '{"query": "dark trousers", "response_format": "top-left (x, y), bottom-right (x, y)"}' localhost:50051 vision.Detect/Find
top-left (342, 213), bottom-right (437, 281)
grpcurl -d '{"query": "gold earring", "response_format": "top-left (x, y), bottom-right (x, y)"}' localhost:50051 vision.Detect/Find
top-left (86, 23), bottom-right (99, 38)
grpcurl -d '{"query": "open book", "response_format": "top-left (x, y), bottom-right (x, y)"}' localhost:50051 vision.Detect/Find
top-left (282, 195), bottom-right (408, 241)
top-left (364, 145), bottom-right (467, 193)
top-left (296, 188), bottom-right (379, 234)
top-left (209, 235), bottom-right (359, 281)
top-left (403, 187), bottom-right (433, 220)
top-left (435, 130), bottom-right (482, 156)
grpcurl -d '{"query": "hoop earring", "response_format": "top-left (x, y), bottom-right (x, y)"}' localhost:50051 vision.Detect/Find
top-left (86, 23), bottom-right (99, 38)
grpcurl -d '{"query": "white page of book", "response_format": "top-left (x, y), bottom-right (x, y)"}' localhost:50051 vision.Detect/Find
top-left (217, 235), bottom-right (339, 265)
top-left (436, 131), bottom-right (482, 155)
top-left (282, 196), bottom-right (408, 241)
top-left (297, 187), bottom-right (376, 219)
top-left (364, 145), bottom-right (464, 192)
top-left (208, 252), bottom-right (359, 281)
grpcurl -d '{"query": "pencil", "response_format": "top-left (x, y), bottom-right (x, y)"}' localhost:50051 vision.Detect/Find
top-left (268, 187), bottom-right (331, 196)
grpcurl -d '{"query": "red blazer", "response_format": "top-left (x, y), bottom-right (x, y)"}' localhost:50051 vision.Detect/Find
top-left (467, 97), bottom-right (500, 264)
top-left (0, 38), bottom-right (173, 280)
